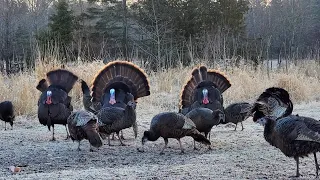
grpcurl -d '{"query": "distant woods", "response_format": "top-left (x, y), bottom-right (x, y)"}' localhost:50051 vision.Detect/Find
top-left (0, 0), bottom-right (319, 73)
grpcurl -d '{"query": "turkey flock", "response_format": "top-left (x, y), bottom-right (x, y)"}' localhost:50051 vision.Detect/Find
top-left (1, 60), bottom-right (320, 178)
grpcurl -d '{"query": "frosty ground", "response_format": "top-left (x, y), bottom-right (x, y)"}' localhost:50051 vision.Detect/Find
top-left (1, 102), bottom-right (320, 180)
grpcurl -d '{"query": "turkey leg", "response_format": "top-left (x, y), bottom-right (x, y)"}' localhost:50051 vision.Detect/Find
top-left (51, 127), bottom-right (56, 141)
top-left (117, 132), bottom-right (126, 146)
top-left (120, 130), bottom-right (125, 140)
top-left (111, 133), bottom-right (116, 140)
top-left (178, 139), bottom-right (185, 154)
top-left (77, 142), bottom-right (81, 151)
top-left (193, 140), bottom-right (199, 150)
top-left (241, 122), bottom-right (244, 131)
top-left (160, 138), bottom-right (168, 155)
top-left (65, 125), bottom-right (70, 140)
top-left (4, 122), bottom-right (6, 130)
top-left (290, 156), bottom-right (300, 177)
top-left (314, 153), bottom-right (319, 178)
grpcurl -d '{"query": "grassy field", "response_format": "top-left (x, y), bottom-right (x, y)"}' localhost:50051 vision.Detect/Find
top-left (1, 59), bottom-right (320, 116)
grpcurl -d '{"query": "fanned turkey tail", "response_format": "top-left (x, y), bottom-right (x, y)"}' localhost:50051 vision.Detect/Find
top-left (179, 65), bottom-right (231, 112)
top-left (46, 69), bottom-right (79, 93)
top-left (91, 60), bottom-right (150, 103)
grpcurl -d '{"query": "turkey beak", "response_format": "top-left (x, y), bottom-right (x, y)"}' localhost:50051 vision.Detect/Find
top-left (137, 137), bottom-right (147, 153)
top-left (142, 136), bottom-right (147, 145)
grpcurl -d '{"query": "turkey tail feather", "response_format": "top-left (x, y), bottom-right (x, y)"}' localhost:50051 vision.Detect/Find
top-left (36, 79), bottom-right (48, 92)
top-left (179, 65), bottom-right (231, 111)
top-left (189, 130), bottom-right (211, 145)
top-left (46, 69), bottom-right (78, 93)
top-left (207, 69), bottom-right (231, 93)
top-left (91, 60), bottom-right (150, 103)
top-left (80, 79), bottom-right (94, 113)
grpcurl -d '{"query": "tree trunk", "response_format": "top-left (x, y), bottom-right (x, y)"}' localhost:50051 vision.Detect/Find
top-left (122, 0), bottom-right (128, 60)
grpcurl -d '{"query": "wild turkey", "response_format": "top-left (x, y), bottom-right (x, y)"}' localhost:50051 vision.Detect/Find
top-left (0, 101), bottom-right (15, 130)
top-left (223, 102), bottom-right (253, 131)
top-left (139, 112), bottom-right (211, 154)
top-left (81, 60), bottom-right (150, 140)
top-left (251, 87), bottom-right (293, 122)
top-left (179, 66), bottom-right (231, 115)
top-left (36, 69), bottom-right (78, 141)
top-left (67, 110), bottom-right (103, 151)
top-left (97, 100), bottom-right (136, 146)
top-left (185, 108), bottom-right (224, 150)
top-left (257, 115), bottom-right (320, 177)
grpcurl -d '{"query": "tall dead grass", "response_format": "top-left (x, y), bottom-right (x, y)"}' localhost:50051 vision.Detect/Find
top-left (1, 59), bottom-right (320, 116)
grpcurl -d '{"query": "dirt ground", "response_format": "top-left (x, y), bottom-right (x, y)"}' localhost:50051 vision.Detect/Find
top-left (1, 102), bottom-right (320, 180)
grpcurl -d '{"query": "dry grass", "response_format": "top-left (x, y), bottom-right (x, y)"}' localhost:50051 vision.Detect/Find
top-left (1, 59), bottom-right (320, 116)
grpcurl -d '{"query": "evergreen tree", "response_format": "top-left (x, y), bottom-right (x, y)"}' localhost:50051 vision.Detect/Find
top-left (49, 0), bottom-right (74, 52)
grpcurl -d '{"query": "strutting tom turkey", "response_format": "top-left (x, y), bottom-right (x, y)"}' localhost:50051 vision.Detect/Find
top-left (37, 69), bottom-right (78, 141)
top-left (178, 66), bottom-right (231, 115)
top-left (81, 60), bottom-right (150, 141)
top-left (257, 115), bottom-right (320, 177)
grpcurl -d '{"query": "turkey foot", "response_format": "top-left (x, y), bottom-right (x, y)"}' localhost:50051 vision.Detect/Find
top-left (50, 137), bottom-right (56, 141)
top-left (179, 150), bottom-right (185, 155)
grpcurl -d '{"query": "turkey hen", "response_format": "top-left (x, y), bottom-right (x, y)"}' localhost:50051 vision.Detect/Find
top-left (185, 108), bottom-right (224, 150)
top-left (97, 100), bottom-right (136, 146)
top-left (179, 66), bottom-right (231, 115)
top-left (81, 60), bottom-right (150, 140)
top-left (251, 87), bottom-right (293, 122)
top-left (0, 101), bottom-right (15, 130)
top-left (223, 102), bottom-right (252, 131)
top-left (67, 110), bottom-right (103, 151)
top-left (139, 112), bottom-right (211, 154)
top-left (37, 69), bottom-right (78, 141)
top-left (257, 115), bottom-right (320, 177)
